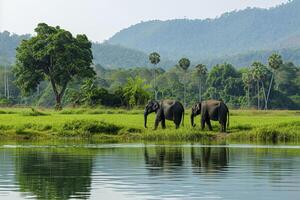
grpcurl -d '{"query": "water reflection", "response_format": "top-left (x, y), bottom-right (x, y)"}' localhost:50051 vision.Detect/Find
top-left (191, 147), bottom-right (228, 174)
top-left (15, 149), bottom-right (94, 200)
top-left (0, 144), bottom-right (300, 200)
top-left (144, 146), bottom-right (183, 175)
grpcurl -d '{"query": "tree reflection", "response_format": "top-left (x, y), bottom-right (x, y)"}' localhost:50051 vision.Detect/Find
top-left (191, 147), bottom-right (229, 173)
top-left (15, 149), bottom-right (94, 200)
top-left (144, 146), bottom-right (183, 175)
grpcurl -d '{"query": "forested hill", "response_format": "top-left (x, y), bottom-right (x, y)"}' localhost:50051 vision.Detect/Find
top-left (0, 31), bottom-right (30, 65)
top-left (203, 48), bottom-right (300, 68)
top-left (0, 32), bottom-right (174, 68)
top-left (92, 43), bottom-right (175, 68)
top-left (107, 0), bottom-right (300, 60)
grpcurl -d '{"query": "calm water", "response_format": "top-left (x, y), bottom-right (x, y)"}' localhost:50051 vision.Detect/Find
top-left (0, 143), bottom-right (300, 200)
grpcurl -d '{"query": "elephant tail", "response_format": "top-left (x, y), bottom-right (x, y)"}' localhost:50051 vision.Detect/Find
top-left (227, 109), bottom-right (230, 128)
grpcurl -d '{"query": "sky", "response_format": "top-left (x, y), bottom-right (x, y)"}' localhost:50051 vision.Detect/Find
top-left (0, 0), bottom-right (288, 42)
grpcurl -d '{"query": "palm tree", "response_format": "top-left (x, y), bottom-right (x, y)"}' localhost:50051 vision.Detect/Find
top-left (195, 64), bottom-right (207, 101)
top-left (242, 69), bottom-right (253, 108)
top-left (149, 52), bottom-right (160, 100)
top-left (251, 62), bottom-right (267, 110)
top-left (266, 53), bottom-right (283, 109)
top-left (251, 62), bottom-right (262, 110)
top-left (178, 58), bottom-right (190, 107)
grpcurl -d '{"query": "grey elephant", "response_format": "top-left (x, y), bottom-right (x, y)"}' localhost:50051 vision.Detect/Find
top-left (144, 100), bottom-right (184, 130)
top-left (191, 100), bottom-right (229, 132)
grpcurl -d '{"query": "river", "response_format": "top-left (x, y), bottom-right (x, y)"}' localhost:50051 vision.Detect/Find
top-left (0, 143), bottom-right (300, 200)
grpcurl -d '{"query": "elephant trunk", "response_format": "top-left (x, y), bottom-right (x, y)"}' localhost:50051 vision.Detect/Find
top-left (191, 113), bottom-right (196, 127)
top-left (144, 111), bottom-right (148, 128)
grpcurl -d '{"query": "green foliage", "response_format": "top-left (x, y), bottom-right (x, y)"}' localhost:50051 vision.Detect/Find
top-left (268, 53), bottom-right (283, 71)
top-left (195, 64), bottom-right (207, 76)
top-left (0, 98), bottom-right (12, 106)
top-left (149, 52), bottom-right (160, 65)
top-left (21, 108), bottom-right (49, 116)
top-left (62, 120), bottom-right (122, 136)
top-left (178, 58), bottom-right (190, 71)
top-left (205, 63), bottom-right (244, 105)
top-left (13, 23), bottom-right (95, 110)
top-left (64, 78), bottom-right (123, 107)
top-left (123, 76), bottom-right (150, 107)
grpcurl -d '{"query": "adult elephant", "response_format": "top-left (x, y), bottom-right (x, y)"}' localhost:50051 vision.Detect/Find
top-left (144, 100), bottom-right (184, 130)
top-left (191, 100), bottom-right (229, 132)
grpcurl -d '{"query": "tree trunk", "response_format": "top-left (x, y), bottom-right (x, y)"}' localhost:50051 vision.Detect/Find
top-left (266, 72), bottom-right (274, 110)
top-left (257, 81), bottom-right (260, 110)
top-left (4, 65), bottom-right (6, 98)
top-left (6, 73), bottom-right (9, 99)
top-left (199, 77), bottom-right (202, 102)
top-left (55, 94), bottom-right (62, 110)
top-left (261, 81), bottom-right (267, 110)
top-left (248, 85), bottom-right (250, 108)
top-left (153, 65), bottom-right (158, 101)
top-left (50, 77), bottom-right (68, 110)
top-left (184, 71), bottom-right (186, 108)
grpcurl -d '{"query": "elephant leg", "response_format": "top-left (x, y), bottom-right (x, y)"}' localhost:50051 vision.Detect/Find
top-left (161, 119), bottom-right (166, 129)
top-left (223, 120), bottom-right (227, 133)
top-left (154, 118), bottom-right (160, 130)
top-left (219, 123), bottom-right (223, 132)
top-left (201, 118), bottom-right (206, 130)
top-left (206, 119), bottom-right (212, 131)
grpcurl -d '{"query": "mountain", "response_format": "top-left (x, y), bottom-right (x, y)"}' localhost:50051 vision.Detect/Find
top-left (0, 31), bottom-right (174, 69)
top-left (202, 48), bottom-right (300, 68)
top-left (92, 43), bottom-right (175, 69)
top-left (0, 31), bottom-right (30, 65)
top-left (2, 0), bottom-right (300, 69)
top-left (107, 0), bottom-right (300, 60)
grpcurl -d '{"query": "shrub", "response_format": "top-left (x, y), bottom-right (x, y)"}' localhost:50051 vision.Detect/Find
top-left (62, 120), bottom-right (122, 136)
top-left (21, 108), bottom-right (49, 116)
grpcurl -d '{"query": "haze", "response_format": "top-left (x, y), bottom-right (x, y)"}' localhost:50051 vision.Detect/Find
top-left (0, 0), bottom-right (288, 42)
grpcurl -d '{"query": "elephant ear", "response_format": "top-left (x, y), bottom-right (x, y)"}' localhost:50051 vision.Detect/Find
top-left (192, 104), bottom-right (197, 112)
top-left (153, 102), bottom-right (159, 111)
top-left (196, 102), bottom-right (201, 111)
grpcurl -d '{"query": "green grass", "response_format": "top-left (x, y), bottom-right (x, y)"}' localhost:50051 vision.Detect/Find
top-left (0, 107), bottom-right (299, 142)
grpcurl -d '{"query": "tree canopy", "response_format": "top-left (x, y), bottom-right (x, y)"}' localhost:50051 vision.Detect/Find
top-left (14, 23), bottom-right (95, 109)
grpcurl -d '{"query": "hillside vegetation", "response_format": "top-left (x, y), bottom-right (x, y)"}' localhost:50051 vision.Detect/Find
top-left (108, 0), bottom-right (300, 60)
top-left (2, 1), bottom-right (300, 68)
top-left (92, 43), bottom-right (175, 68)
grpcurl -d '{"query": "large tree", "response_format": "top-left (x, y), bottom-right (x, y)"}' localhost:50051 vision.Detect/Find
top-left (178, 58), bottom-right (190, 107)
top-left (149, 52), bottom-right (160, 100)
top-left (14, 23), bottom-right (95, 109)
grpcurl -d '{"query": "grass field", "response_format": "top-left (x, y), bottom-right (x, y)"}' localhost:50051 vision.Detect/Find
top-left (0, 107), bottom-right (300, 143)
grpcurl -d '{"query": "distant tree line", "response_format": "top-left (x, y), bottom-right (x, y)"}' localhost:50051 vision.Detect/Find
top-left (1, 52), bottom-right (300, 110)
top-left (2, 24), bottom-right (300, 110)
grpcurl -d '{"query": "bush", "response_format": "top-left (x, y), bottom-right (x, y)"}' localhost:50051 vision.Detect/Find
top-left (21, 108), bottom-right (49, 116)
top-left (0, 98), bottom-right (12, 106)
top-left (62, 120), bottom-right (122, 136)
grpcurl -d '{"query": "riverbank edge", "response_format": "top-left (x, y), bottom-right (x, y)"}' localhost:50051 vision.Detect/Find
top-left (1, 126), bottom-right (299, 143)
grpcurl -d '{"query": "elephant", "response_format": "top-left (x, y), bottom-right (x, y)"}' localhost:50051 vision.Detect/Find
top-left (144, 100), bottom-right (184, 130)
top-left (191, 100), bottom-right (229, 132)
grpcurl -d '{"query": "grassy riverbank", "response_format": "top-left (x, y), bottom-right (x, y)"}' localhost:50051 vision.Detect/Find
top-left (0, 107), bottom-right (299, 142)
